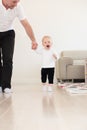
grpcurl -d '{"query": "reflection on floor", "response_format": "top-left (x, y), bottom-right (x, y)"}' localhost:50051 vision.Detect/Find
top-left (0, 83), bottom-right (87, 130)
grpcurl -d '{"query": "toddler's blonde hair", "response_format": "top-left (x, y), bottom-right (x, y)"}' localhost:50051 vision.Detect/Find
top-left (42, 35), bottom-right (52, 43)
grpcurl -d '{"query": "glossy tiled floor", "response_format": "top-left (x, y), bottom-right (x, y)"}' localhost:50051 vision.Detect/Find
top-left (0, 83), bottom-right (87, 130)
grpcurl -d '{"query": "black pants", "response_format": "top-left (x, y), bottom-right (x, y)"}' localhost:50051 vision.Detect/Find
top-left (0, 30), bottom-right (15, 90)
top-left (41, 68), bottom-right (54, 84)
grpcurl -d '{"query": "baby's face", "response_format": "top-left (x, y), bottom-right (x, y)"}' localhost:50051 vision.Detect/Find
top-left (42, 37), bottom-right (52, 50)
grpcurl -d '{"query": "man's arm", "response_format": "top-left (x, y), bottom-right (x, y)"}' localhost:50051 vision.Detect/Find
top-left (20, 18), bottom-right (38, 49)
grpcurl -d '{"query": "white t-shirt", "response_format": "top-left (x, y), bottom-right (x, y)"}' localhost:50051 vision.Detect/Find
top-left (0, 0), bottom-right (26, 32)
top-left (36, 46), bottom-right (58, 68)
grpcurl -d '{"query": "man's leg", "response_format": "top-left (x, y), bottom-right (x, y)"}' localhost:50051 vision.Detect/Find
top-left (0, 48), bottom-right (2, 86)
top-left (2, 30), bottom-right (15, 91)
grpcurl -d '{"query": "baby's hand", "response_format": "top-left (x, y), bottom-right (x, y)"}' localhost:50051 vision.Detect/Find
top-left (53, 54), bottom-right (57, 60)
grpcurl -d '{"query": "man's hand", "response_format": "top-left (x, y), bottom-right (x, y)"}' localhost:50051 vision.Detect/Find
top-left (31, 42), bottom-right (38, 50)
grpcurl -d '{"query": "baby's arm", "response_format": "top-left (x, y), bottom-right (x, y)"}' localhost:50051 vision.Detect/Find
top-left (34, 45), bottom-right (43, 54)
top-left (52, 48), bottom-right (58, 60)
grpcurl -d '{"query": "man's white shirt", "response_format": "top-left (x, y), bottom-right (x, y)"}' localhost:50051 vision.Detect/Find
top-left (0, 0), bottom-right (26, 32)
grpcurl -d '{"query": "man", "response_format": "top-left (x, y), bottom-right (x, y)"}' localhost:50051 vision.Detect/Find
top-left (0, 0), bottom-right (38, 93)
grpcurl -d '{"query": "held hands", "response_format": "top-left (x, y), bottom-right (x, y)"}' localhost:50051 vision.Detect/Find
top-left (31, 41), bottom-right (38, 50)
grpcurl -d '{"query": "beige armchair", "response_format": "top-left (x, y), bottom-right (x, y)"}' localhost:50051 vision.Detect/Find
top-left (55, 57), bottom-right (85, 82)
top-left (55, 52), bottom-right (87, 81)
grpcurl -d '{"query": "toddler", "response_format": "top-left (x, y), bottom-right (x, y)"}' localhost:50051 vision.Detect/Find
top-left (36, 35), bottom-right (58, 92)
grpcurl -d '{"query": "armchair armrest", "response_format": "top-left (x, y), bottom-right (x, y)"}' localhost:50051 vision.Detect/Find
top-left (55, 57), bottom-right (73, 80)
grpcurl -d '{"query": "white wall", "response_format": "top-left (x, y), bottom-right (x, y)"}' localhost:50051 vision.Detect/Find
top-left (12, 0), bottom-right (87, 84)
